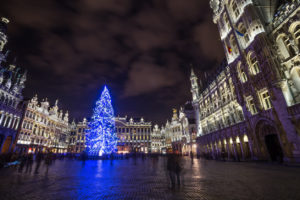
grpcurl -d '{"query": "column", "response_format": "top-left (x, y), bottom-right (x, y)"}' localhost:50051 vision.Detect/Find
top-left (3, 114), bottom-right (8, 127)
top-left (225, 139), bottom-right (231, 160)
top-left (247, 136), bottom-right (255, 160)
top-left (10, 117), bottom-right (16, 129)
top-left (210, 143), bottom-right (215, 159)
top-left (0, 111), bottom-right (4, 125)
top-left (232, 141), bottom-right (239, 161)
top-left (15, 118), bottom-right (20, 130)
top-left (7, 115), bottom-right (13, 128)
top-left (238, 139), bottom-right (245, 161)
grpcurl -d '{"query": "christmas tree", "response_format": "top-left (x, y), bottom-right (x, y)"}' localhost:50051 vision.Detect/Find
top-left (86, 86), bottom-right (117, 156)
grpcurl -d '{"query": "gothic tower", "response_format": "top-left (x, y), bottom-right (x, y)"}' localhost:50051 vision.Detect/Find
top-left (0, 17), bottom-right (9, 65)
top-left (190, 68), bottom-right (202, 136)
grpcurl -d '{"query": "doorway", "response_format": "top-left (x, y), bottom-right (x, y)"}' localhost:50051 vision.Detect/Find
top-left (265, 134), bottom-right (283, 162)
top-left (1, 136), bottom-right (12, 153)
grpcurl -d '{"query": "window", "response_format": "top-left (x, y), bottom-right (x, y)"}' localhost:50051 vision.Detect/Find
top-left (283, 36), bottom-right (295, 57)
top-left (237, 63), bottom-right (247, 83)
top-left (248, 53), bottom-right (260, 75)
top-left (232, 1), bottom-right (240, 18)
top-left (238, 23), bottom-right (249, 43)
top-left (224, 13), bottom-right (230, 30)
top-left (292, 24), bottom-right (300, 48)
top-left (260, 90), bottom-right (272, 110)
top-left (230, 34), bottom-right (238, 54)
top-left (246, 97), bottom-right (257, 115)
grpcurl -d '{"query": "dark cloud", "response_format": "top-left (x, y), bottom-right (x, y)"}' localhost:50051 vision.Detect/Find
top-left (0, 0), bottom-right (224, 124)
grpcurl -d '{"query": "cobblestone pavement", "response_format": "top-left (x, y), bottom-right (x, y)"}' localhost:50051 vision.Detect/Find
top-left (0, 157), bottom-right (300, 200)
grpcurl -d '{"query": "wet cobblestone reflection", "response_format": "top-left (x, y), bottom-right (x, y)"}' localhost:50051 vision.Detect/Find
top-left (1, 157), bottom-right (300, 200)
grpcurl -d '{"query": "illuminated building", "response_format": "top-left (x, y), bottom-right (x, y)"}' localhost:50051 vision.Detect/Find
top-left (191, 0), bottom-right (300, 162)
top-left (16, 96), bottom-right (69, 153)
top-left (151, 124), bottom-right (165, 153)
top-left (115, 116), bottom-right (151, 153)
top-left (68, 118), bottom-right (88, 153)
top-left (163, 102), bottom-right (197, 155)
top-left (0, 17), bottom-right (27, 153)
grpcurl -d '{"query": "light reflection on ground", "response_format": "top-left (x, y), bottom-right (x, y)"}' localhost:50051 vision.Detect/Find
top-left (0, 157), bottom-right (300, 200)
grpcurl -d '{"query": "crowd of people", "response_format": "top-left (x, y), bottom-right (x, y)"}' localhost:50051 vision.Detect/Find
top-left (0, 150), bottom-right (198, 189)
top-left (0, 151), bottom-right (55, 174)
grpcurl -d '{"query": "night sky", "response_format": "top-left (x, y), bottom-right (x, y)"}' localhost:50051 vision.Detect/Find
top-left (0, 0), bottom-right (224, 125)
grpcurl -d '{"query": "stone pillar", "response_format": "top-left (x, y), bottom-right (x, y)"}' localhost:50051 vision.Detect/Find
top-left (239, 140), bottom-right (245, 160)
top-left (232, 140), bottom-right (238, 161)
top-left (0, 112), bottom-right (4, 125)
top-left (15, 118), bottom-right (20, 130)
top-left (247, 136), bottom-right (255, 160)
top-left (210, 143), bottom-right (215, 159)
top-left (7, 116), bottom-right (13, 129)
top-left (10, 117), bottom-right (16, 129)
top-left (2, 115), bottom-right (8, 127)
top-left (223, 139), bottom-right (229, 160)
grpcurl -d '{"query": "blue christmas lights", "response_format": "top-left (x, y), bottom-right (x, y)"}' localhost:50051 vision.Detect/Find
top-left (86, 86), bottom-right (117, 156)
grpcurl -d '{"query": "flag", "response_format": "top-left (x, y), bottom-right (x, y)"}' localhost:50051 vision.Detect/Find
top-left (235, 29), bottom-right (244, 37)
top-left (227, 46), bottom-right (232, 53)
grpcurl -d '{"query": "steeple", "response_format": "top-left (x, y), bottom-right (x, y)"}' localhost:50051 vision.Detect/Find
top-left (64, 111), bottom-right (69, 122)
top-left (0, 17), bottom-right (9, 52)
top-left (190, 67), bottom-right (199, 101)
top-left (172, 108), bottom-right (178, 121)
top-left (191, 67), bottom-right (196, 77)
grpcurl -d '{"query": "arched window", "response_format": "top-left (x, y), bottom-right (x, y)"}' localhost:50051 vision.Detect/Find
top-left (276, 34), bottom-right (291, 59)
top-left (237, 63), bottom-right (247, 83)
top-left (248, 52), bottom-right (260, 75)
top-left (291, 24), bottom-right (300, 48)
top-left (237, 23), bottom-right (249, 43)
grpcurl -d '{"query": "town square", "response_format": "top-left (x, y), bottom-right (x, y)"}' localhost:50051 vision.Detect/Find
top-left (0, 0), bottom-right (300, 199)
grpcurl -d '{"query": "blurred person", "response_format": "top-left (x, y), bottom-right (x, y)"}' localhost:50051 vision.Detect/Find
top-left (44, 152), bottom-right (53, 175)
top-left (167, 153), bottom-right (176, 189)
top-left (18, 153), bottom-right (27, 173)
top-left (190, 151), bottom-right (194, 165)
top-left (34, 152), bottom-right (43, 174)
top-left (25, 153), bottom-right (33, 173)
top-left (174, 154), bottom-right (182, 187)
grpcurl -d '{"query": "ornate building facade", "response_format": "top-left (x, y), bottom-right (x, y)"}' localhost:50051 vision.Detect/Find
top-left (115, 116), bottom-right (151, 153)
top-left (151, 124), bottom-right (165, 153)
top-left (16, 96), bottom-right (69, 153)
top-left (164, 102), bottom-right (197, 155)
top-left (191, 0), bottom-right (300, 162)
top-left (0, 17), bottom-right (27, 153)
top-left (68, 118), bottom-right (88, 153)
